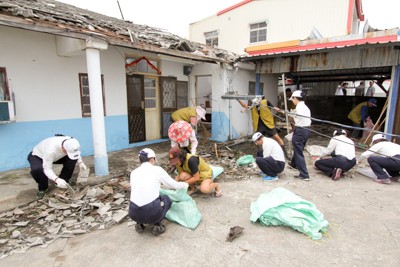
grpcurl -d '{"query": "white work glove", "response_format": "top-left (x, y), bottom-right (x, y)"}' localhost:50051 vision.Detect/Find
top-left (79, 162), bottom-right (87, 170)
top-left (55, 178), bottom-right (68, 189)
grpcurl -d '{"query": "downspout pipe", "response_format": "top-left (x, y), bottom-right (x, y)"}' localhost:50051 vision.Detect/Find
top-left (385, 64), bottom-right (400, 138)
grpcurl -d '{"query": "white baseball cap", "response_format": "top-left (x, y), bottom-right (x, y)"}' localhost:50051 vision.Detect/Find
top-left (138, 148), bottom-right (156, 159)
top-left (333, 129), bottom-right (346, 136)
top-left (252, 132), bottom-right (263, 142)
top-left (63, 139), bottom-right (81, 160)
top-left (372, 133), bottom-right (386, 143)
top-left (196, 106), bottom-right (206, 120)
top-left (289, 90), bottom-right (302, 100)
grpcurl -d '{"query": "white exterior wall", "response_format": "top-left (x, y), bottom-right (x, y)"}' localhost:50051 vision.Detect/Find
top-left (190, 0), bottom-right (350, 54)
top-left (0, 26), bottom-right (129, 121)
top-left (190, 61), bottom-right (279, 139)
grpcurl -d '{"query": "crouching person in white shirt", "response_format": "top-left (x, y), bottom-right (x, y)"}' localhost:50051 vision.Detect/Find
top-left (314, 129), bottom-right (356, 181)
top-left (359, 134), bottom-right (400, 184)
top-left (27, 135), bottom-right (87, 199)
top-left (129, 148), bottom-right (189, 236)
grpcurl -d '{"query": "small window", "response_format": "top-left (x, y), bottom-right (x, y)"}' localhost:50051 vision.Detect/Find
top-left (144, 77), bottom-right (156, 108)
top-left (79, 73), bottom-right (106, 117)
top-left (126, 57), bottom-right (159, 74)
top-left (249, 22), bottom-right (267, 43)
top-left (204, 30), bottom-right (219, 47)
top-left (0, 68), bottom-right (10, 101)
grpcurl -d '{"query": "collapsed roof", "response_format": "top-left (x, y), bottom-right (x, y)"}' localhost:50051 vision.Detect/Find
top-left (0, 0), bottom-right (239, 64)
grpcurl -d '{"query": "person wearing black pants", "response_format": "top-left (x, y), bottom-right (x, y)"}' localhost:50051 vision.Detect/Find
top-left (28, 152), bottom-right (77, 191)
top-left (129, 148), bottom-right (188, 236)
top-left (252, 132), bottom-right (285, 181)
top-left (314, 129), bottom-right (356, 181)
top-left (27, 135), bottom-right (86, 198)
top-left (275, 90), bottom-right (312, 180)
top-left (360, 134), bottom-right (400, 184)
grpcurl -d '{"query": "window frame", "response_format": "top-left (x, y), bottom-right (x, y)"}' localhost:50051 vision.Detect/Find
top-left (249, 21), bottom-right (267, 44)
top-left (204, 30), bottom-right (219, 47)
top-left (0, 67), bottom-right (10, 101)
top-left (79, 73), bottom-right (106, 117)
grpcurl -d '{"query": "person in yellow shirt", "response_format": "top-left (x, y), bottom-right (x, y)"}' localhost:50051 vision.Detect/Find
top-left (347, 98), bottom-right (377, 139)
top-left (237, 96), bottom-right (287, 157)
top-left (170, 106), bottom-right (206, 155)
top-left (169, 146), bottom-right (222, 197)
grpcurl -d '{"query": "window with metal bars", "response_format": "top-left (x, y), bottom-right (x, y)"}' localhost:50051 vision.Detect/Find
top-left (79, 73), bottom-right (106, 117)
top-left (0, 68), bottom-right (10, 101)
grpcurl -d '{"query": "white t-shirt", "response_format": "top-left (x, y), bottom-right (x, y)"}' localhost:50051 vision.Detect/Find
top-left (361, 141), bottom-right (400, 158)
top-left (261, 137), bottom-right (285, 162)
top-left (320, 135), bottom-right (356, 160)
top-left (366, 85), bottom-right (375, 96)
top-left (130, 162), bottom-right (188, 207)
top-left (290, 101), bottom-right (311, 127)
top-left (32, 136), bottom-right (82, 181)
top-left (335, 86), bottom-right (344, 96)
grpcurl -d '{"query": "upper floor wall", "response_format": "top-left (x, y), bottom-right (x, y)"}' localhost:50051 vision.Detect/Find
top-left (189, 0), bottom-right (363, 54)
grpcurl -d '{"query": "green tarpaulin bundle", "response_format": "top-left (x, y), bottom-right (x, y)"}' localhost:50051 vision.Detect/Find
top-left (249, 187), bottom-right (329, 240)
top-left (236, 155), bottom-right (255, 166)
top-left (160, 188), bottom-right (202, 230)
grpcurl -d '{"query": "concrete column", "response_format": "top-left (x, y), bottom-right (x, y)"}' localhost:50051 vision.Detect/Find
top-left (85, 44), bottom-right (109, 176)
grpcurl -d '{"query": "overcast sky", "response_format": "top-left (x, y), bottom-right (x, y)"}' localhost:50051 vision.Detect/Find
top-left (58, 0), bottom-right (400, 38)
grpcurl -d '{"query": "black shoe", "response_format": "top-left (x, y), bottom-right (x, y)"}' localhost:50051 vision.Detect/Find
top-left (152, 223), bottom-right (166, 236)
top-left (135, 223), bottom-right (145, 233)
top-left (287, 163), bottom-right (297, 170)
top-left (294, 174), bottom-right (310, 181)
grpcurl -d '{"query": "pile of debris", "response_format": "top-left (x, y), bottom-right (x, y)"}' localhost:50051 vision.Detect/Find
top-left (0, 176), bottom-right (132, 259)
top-left (0, 138), bottom-right (260, 259)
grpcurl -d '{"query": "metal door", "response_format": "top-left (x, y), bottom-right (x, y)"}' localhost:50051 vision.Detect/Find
top-left (126, 75), bottom-right (145, 143)
top-left (160, 77), bottom-right (177, 138)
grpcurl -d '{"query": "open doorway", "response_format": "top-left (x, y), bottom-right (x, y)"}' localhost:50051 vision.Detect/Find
top-left (196, 75), bottom-right (212, 136)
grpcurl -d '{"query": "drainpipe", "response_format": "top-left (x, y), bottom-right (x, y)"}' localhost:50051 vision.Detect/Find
top-left (385, 64), bottom-right (400, 138)
top-left (85, 39), bottom-right (109, 176)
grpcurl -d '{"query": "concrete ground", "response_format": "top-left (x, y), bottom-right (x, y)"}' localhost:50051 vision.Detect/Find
top-left (0, 140), bottom-right (399, 266)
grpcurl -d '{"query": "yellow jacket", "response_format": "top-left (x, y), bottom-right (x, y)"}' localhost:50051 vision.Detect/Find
top-left (171, 107), bottom-right (196, 122)
top-left (251, 99), bottom-right (275, 130)
top-left (347, 101), bottom-right (367, 124)
top-left (177, 154), bottom-right (212, 182)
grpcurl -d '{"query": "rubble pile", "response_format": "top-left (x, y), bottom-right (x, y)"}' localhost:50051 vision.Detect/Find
top-left (0, 177), bottom-right (131, 259)
top-left (1, 134), bottom-right (333, 259)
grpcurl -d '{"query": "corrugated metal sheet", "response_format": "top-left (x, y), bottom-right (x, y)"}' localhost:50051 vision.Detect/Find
top-left (242, 29), bottom-right (400, 59)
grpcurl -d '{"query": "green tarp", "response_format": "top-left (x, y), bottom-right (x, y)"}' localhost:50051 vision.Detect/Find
top-left (250, 187), bottom-right (329, 240)
top-left (159, 188), bottom-right (202, 230)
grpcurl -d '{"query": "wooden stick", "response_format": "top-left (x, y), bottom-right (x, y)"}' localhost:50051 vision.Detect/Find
top-left (364, 98), bottom-right (388, 144)
top-left (214, 143), bottom-right (218, 159)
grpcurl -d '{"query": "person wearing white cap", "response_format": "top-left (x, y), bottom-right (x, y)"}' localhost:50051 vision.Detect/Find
top-left (27, 135), bottom-right (87, 199)
top-left (276, 90), bottom-right (311, 180)
top-left (252, 132), bottom-right (285, 181)
top-left (129, 148), bottom-right (189, 235)
top-left (359, 134), bottom-right (400, 184)
top-left (170, 106), bottom-right (206, 155)
top-left (314, 129), bottom-right (356, 181)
